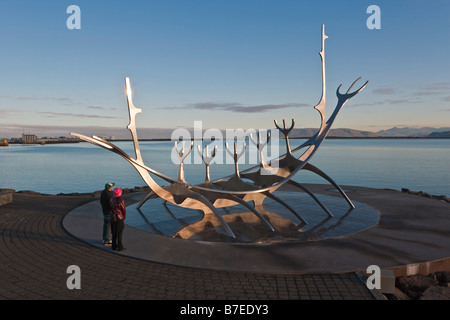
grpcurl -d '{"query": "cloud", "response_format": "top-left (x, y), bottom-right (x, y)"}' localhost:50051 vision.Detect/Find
top-left (0, 108), bottom-right (23, 117)
top-left (414, 91), bottom-right (442, 96)
top-left (371, 82), bottom-right (450, 100)
top-left (0, 94), bottom-right (91, 107)
top-left (186, 102), bottom-right (240, 110)
top-left (372, 87), bottom-right (395, 95)
top-left (422, 82), bottom-right (450, 91)
top-left (411, 82), bottom-right (450, 97)
top-left (0, 109), bottom-right (13, 116)
top-left (36, 111), bottom-right (119, 119)
top-left (350, 98), bottom-right (421, 107)
top-left (14, 96), bottom-right (77, 105)
top-left (442, 96), bottom-right (450, 102)
top-left (229, 103), bottom-right (308, 113)
top-left (170, 102), bottom-right (309, 113)
top-left (86, 105), bottom-right (116, 110)
top-left (386, 99), bottom-right (411, 104)
top-left (16, 96), bottom-right (39, 101)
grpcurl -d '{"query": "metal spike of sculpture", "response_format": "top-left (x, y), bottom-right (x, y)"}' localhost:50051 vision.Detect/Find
top-left (71, 25), bottom-right (368, 239)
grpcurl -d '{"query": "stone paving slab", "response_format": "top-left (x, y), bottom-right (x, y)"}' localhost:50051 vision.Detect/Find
top-left (0, 190), bottom-right (379, 301)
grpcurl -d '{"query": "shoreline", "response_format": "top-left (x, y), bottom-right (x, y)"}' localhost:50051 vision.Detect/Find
top-left (2, 136), bottom-right (449, 146)
top-left (1, 185), bottom-right (447, 203)
top-left (0, 185), bottom-right (151, 198)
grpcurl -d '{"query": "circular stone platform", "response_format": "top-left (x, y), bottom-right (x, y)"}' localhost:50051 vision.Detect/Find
top-left (63, 184), bottom-right (450, 274)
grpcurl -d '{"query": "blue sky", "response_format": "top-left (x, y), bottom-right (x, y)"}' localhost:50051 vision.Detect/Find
top-left (0, 0), bottom-right (449, 138)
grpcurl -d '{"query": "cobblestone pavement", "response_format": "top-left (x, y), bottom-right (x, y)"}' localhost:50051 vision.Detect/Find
top-left (0, 193), bottom-right (378, 300)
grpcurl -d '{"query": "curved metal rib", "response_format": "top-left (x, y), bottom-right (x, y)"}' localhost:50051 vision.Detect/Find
top-left (302, 163), bottom-right (355, 209)
top-left (262, 191), bottom-right (308, 225)
top-left (190, 190), bottom-right (236, 238)
top-left (136, 190), bottom-right (156, 210)
top-left (287, 180), bottom-right (334, 217)
top-left (227, 194), bottom-right (275, 232)
top-left (135, 207), bottom-right (164, 235)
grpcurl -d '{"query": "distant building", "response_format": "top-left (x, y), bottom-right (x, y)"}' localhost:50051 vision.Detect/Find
top-left (22, 134), bottom-right (38, 144)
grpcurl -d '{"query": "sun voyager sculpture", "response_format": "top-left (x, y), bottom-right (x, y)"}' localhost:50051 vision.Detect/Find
top-left (72, 25), bottom-right (368, 239)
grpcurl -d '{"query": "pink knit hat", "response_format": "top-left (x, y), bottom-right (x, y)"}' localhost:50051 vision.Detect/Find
top-left (113, 187), bottom-right (122, 197)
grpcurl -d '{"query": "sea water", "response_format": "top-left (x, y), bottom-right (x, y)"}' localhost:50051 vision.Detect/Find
top-left (0, 139), bottom-right (448, 196)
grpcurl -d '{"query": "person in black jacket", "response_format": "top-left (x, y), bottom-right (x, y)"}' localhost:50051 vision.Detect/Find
top-left (100, 182), bottom-right (115, 245)
top-left (110, 187), bottom-right (126, 251)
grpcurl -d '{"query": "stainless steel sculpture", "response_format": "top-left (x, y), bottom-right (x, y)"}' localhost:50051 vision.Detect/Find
top-left (72, 25), bottom-right (368, 239)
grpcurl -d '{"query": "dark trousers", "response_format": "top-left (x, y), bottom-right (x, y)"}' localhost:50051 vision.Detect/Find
top-left (111, 219), bottom-right (125, 250)
top-left (102, 214), bottom-right (112, 242)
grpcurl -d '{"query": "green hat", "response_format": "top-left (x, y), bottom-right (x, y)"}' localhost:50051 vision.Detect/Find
top-left (105, 182), bottom-right (115, 189)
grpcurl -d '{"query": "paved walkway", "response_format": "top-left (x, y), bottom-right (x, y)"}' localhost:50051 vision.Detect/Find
top-left (0, 191), bottom-right (379, 300)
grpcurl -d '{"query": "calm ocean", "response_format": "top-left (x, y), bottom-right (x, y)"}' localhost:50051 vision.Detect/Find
top-left (0, 139), bottom-right (449, 196)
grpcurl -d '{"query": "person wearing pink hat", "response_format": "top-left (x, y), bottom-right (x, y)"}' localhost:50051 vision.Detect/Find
top-left (110, 187), bottom-right (126, 251)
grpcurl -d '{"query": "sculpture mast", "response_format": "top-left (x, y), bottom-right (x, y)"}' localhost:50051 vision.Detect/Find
top-left (314, 24), bottom-right (328, 130)
top-left (125, 77), bottom-right (143, 163)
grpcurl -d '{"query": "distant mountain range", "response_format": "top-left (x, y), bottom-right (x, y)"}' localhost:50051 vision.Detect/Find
top-left (10, 125), bottom-right (447, 140)
top-left (113, 126), bottom-right (450, 139)
top-left (290, 128), bottom-right (379, 138)
top-left (375, 127), bottom-right (450, 137)
top-left (289, 127), bottom-right (450, 138)
top-left (428, 131), bottom-right (450, 138)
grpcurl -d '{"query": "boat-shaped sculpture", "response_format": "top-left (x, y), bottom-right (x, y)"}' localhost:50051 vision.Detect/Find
top-left (71, 25), bottom-right (368, 238)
